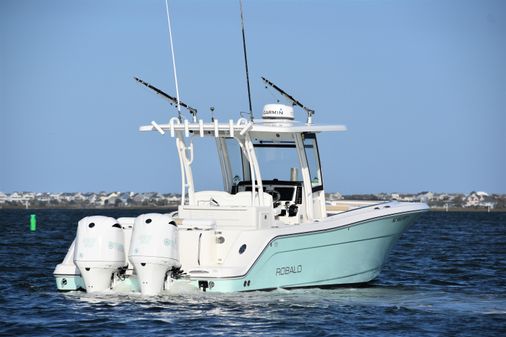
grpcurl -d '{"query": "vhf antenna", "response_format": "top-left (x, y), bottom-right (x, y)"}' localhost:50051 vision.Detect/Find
top-left (134, 77), bottom-right (197, 118)
top-left (165, 0), bottom-right (186, 121)
top-left (240, 0), bottom-right (254, 121)
top-left (261, 76), bottom-right (315, 124)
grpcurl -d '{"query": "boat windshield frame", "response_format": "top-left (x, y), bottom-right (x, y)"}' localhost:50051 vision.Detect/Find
top-left (301, 132), bottom-right (324, 192)
top-left (139, 117), bottom-right (345, 219)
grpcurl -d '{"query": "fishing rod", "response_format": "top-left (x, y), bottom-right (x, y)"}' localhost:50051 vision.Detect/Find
top-left (239, 0), bottom-right (254, 121)
top-left (134, 76), bottom-right (197, 118)
top-left (261, 76), bottom-right (315, 123)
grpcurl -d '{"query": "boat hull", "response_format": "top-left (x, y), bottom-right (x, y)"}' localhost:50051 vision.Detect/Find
top-left (54, 206), bottom-right (426, 293)
top-left (193, 211), bottom-right (421, 292)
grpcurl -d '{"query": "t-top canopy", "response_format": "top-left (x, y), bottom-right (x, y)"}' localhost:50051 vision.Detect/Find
top-left (140, 117), bottom-right (346, 138)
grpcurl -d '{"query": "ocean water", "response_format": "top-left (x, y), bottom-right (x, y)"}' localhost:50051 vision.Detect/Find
top-left (0, 209), bottom-right (505, 336)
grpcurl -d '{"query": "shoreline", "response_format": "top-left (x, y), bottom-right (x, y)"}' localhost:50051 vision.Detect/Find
top-left (1, 205), bottom-right (504, 213)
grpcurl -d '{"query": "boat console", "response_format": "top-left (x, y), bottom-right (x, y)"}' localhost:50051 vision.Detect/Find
top-left (235, 179), bottom-right (302, 219)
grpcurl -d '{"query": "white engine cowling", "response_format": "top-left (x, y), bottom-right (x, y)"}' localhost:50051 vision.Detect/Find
top-left (128, 213), bottom-right (180, 295)
top-left (74, 216), bottom-right (126, 293)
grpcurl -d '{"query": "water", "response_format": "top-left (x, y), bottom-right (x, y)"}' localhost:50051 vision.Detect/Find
top-left (0, 209), bottom-right (505, 336)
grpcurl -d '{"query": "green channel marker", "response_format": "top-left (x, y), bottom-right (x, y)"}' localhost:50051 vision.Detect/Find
top-left (30, 214), bottom-right (36, 231)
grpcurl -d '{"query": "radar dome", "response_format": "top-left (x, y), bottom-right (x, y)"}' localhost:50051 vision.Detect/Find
top-left (262, 104), bottom-right (294, 121)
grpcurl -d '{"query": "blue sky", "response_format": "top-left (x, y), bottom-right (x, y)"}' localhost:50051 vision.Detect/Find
top-left (1, 0), bottom-right (505, 194)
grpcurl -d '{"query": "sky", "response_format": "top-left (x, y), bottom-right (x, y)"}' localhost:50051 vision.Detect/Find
top-left (1, 0), bottom-right (505, 195)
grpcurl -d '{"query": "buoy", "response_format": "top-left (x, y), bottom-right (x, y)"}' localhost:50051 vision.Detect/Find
top-left (30, 214), bottom-right (36, 232)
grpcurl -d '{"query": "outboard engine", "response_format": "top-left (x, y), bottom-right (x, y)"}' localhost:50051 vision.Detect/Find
top-left (129, 213), bottom-right (180, 296)
top-left (74, 216), bottom-right (126, 293)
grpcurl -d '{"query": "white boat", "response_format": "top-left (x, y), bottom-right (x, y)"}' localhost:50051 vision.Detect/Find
top-left (53, 2), bottom-right (428, 295)
top-left (54, 89), bottom-right (428, 295)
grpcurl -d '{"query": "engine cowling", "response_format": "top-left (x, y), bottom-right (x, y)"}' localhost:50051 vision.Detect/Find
top-left (74, 216), bottom-right (126, 293)
top-left (128, 213), bottom-right (180, 295)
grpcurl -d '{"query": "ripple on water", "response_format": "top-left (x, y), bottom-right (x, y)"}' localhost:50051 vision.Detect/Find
top-left (1, 210), bottom-right (505, 336)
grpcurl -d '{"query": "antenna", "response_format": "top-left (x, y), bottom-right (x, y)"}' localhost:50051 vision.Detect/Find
top-left (239, 0), bottom-right (254, 121)
top-left (261, 76), bottom-right (315, 124)
top-left (165, 0), bottom-right (184, 121)
top-left (134, 77), bottom-right (197, 117)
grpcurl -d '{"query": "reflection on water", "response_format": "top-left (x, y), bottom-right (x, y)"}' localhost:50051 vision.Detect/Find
top-left (64, 286), bottom-right (506, 316)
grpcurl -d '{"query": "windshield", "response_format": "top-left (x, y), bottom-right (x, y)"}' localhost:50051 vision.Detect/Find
top-left (223, 138), bottom-right (246, 186)
top-left (253, 142), bottom-right (300, 181)
top-left (302, 133), bottom-right (323, 190)
top-left (221, 136), bottom-right (321, 193)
